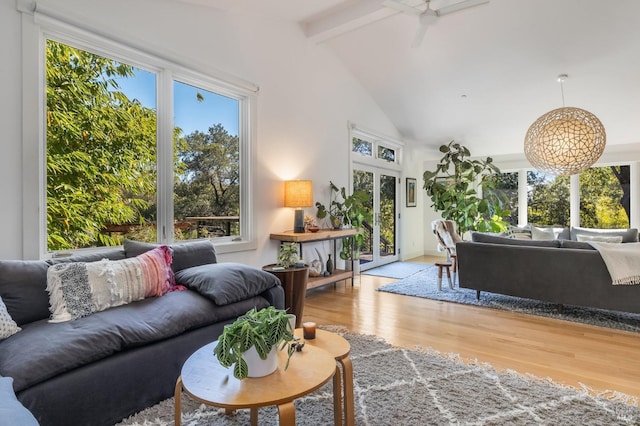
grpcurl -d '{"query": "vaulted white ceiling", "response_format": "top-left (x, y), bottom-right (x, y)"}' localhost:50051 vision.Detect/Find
top-left (179, 0), bottom-right (640, 158)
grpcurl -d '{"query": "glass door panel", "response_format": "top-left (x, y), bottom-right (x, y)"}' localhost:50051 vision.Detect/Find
top-left (353, 166), bottom-right (399, 270)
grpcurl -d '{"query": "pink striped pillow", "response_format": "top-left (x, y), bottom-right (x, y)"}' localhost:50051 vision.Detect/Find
top-left (46, 245), bottom-right (179, 322)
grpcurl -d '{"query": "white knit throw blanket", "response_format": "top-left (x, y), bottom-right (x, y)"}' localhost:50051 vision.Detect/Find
top-left (589, 242), bottom-right (640, 285)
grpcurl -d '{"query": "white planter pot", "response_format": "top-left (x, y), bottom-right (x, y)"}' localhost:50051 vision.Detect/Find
top-left (244, 345), bottom-right (278, 378)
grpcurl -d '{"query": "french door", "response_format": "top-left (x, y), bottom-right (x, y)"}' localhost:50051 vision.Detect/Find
top-left (353, 165), bottom-right (400, 270)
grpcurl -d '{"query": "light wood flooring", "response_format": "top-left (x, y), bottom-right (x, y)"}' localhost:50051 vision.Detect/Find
top-left (302, 255), bottom-right (640, 404)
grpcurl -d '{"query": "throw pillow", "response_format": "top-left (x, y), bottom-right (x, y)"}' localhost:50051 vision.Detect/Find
top-left (0, 296), bottom-right (21, 340)
top-left (123, 239), bottom-right (217, 272)
top-left (175, 262), bottom-right (281, 305)
top-left (570, 226), bottom-right (639, 243)
top-left (0, 260), bottom-right (51, 326)
top-left (503, 225), bottom-right (532, 239)
top-left (576, 234), bottom-right (624, 244)
top-left (47, 246), bottom-right (175, 322)
top-left (530, 226), bottom-right (555, 240)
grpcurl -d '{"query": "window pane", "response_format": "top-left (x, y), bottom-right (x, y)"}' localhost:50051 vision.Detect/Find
top-left (353, 170), bottom-right (374, 262)
top-left (46, 40), bottom-right (157, 251)
top-left (485, 172), bottom-right (519, 225)
top-left (579, 165), bottom-right (630, 228)
top-left (173, 81), bottom-right (240, 240)
top-left (377, 145), bottom-right (395, 162)
top-left (527, 171), bottom-right (570, 226)
top-left (352, 137), bottom-right (372, 156)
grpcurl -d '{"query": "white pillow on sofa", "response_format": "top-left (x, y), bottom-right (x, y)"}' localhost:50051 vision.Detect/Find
top-left (530, 226), bottom-right (555, 240)
top-left (46, 245), bottom-right (176, 322)
top-left (0, 296), bottom-right (21, 340)
top-left (576, 234), bottom-right (623, 244)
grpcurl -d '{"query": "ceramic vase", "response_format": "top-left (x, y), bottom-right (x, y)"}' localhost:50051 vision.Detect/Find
top-left (326, 254), bottom-right (334, 275)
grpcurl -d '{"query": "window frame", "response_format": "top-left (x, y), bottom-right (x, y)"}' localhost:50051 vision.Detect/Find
top-left (21, 8), bottom-right (257, 258)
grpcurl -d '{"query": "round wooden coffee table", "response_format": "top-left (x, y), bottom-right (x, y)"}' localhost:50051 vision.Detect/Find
top-left (294, 329), bottom-right (354, 426)
top-left (174, 341), bottom-right (336, 426)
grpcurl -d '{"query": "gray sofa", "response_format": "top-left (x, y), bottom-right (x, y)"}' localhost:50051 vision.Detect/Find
top-left (0, 239), bottom-right (284, 426)
top-left (456, 229), bottom-right (640, 314)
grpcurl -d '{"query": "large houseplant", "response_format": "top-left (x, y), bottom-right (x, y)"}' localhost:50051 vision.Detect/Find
top-left (423, 141), bottom-right (510, 234)
top-left (213, 307), bottom-right (296, 379)
top-left (316, 182), bottom-right (372, 261)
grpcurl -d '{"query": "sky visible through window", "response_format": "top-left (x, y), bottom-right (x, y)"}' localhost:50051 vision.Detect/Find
top-left (115, 69), bottom-right (239, 137)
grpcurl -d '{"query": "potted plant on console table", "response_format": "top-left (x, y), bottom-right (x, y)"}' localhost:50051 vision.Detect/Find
top-left (315, 181), bottom-right (372, 271)
top-left (213, 307), bottom-right (296, 379)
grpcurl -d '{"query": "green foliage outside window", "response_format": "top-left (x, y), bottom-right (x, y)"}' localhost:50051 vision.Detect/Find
top-left (46, 40), bottom-right (241, 251)
top-left (46, 41), bottom-right (157, 250)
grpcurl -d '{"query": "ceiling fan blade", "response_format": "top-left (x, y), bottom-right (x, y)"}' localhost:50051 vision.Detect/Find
top-left (411, 18), bottom-right (430, 48)
top-left (435, 0), bottom-right (489, 17)
top-left (383, 0), bottom-right (425, 16)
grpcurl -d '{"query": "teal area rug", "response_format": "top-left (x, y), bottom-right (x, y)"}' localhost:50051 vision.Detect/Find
top-left (363, 261), bottom-right (430, 279)
top-left (378, 266), bottom-right (640, 333)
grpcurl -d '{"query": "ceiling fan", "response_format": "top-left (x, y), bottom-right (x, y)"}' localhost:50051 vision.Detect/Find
top-left (383, 0), bottom-right (490, 47)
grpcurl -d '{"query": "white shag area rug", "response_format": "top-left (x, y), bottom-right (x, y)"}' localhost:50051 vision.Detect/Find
top-left (117, 329), bottom-right (639, 426)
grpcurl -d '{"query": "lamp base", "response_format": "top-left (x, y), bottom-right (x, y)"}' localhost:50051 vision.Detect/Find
top-left (293, 209), bottom-right (305, 233)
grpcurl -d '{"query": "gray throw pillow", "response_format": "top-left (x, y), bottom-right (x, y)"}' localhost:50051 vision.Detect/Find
top-left (123, 239), bottom-right (217, 272)
top-left (0, 260), bottom-right (51, 326)
top-left (175, 263), bottom-right (281, 305)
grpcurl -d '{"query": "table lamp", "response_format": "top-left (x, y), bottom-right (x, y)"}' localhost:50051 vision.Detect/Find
top-left (284, 180), bottom-right (313, 233)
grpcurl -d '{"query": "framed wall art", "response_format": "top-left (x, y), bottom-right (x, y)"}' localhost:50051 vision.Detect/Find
top-left (406, 177), bottom-right (417, 207)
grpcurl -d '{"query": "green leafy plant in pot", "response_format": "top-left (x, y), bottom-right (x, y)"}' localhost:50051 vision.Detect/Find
top-left (316, 181), bottom-right (372, 262)
top-left (277, 242), bottom-right (300, 268)
top-left (213, 307), bottom-right (296, 380)
top-left (423, 141), bottom-right (510, 234)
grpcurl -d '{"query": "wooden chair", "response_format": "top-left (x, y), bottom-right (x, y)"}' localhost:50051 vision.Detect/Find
top-left (431, 219), bottom-right (462, 285)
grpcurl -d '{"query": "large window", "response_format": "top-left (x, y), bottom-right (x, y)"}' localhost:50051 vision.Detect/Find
top-left (527, 171), bottom-right (570, 226)
top-left (489, 165), bottom-right (631, 228)
top-left (484, 172), bottom-right (519, 225)
top-left (44, 37), bottom-right (253, 253)
top-left (579, 165), bottom-right (630, 228)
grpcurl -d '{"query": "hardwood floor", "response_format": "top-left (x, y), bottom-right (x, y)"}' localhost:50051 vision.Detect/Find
top-left (302, 256), bottom-right (640, 404)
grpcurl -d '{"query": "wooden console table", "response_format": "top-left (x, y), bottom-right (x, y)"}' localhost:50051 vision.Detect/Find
top-left (269, 229), bottom-right (357, 290)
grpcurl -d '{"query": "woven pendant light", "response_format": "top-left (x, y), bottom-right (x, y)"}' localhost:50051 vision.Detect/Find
top-left (524, 75), bottom-right (606, 176)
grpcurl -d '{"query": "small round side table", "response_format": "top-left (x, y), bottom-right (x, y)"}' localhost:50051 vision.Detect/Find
top-left (175, 340), bottom-right (335, 426)
top-left (295, 328), bottom-right (354, 426)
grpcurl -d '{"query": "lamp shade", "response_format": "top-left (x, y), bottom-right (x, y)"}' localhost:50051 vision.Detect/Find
top-left (524, 107), bottom-right (606, 176)
top-left (284, 180), bottom-right (313, 208)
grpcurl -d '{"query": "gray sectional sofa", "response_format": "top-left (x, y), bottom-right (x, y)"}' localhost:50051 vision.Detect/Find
top-left (0, 239), bottom-right (284, 426)
top-left (456, 228), bottom-right (640, 314)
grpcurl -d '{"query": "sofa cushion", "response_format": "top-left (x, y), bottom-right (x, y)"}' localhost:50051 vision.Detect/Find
top-left (0, 260), bottom-right (51, 326)
top-left (175, 262), bottom-right (281, 305)
top-left (0, 377), bottom-right (38, 425)
top-left (471, 232), bottom-right (561, 248)
top-left (123, 239), bottom-right (217, 272)
top-left (46, 246), bottom-right (175, 322)
top-left (0, 289), bottom-right (269, 393)
top-left (570, 227), bottom-right (638, 243)
top-left (560, 240), bottom-right (597, 250)
top-left (46, 249), bottom-right (125, 265)
top-left (0, 297), bottom-right (21, 340)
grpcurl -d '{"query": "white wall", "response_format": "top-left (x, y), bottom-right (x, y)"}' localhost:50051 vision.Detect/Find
top-left (1, 0), bottom-right (425, 265)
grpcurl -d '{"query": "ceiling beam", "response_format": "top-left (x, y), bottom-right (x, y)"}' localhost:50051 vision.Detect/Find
top-left (301, 0), bottom-right (397, 44)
